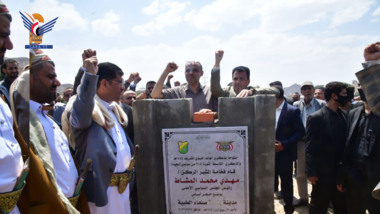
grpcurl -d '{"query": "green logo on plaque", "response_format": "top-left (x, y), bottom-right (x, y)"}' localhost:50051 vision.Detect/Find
top-left (178, 141), bottom-right (188, 154)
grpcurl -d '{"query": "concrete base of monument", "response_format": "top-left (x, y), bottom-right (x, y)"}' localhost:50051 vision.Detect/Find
top-left (134, 96), bottom-right (277, 214)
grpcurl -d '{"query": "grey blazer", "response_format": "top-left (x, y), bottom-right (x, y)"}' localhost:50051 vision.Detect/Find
top-left (293, 98), bottom-right (325, 119)
top-left (68, 72), bottom-right (134, 206)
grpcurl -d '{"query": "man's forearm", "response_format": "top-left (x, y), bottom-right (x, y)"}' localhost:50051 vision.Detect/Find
top-left (165, 81), bottom-right (171, 88)
top-left (210, 67), bottom-right (228, 98)
top-left (70, 72), bottom-right (98, 129)
top-left (151, 70), bottom-right (169, 99)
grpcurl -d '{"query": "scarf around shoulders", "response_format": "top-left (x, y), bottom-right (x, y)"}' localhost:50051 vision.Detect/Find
top-left (62, 94), bottom-right (129, 148)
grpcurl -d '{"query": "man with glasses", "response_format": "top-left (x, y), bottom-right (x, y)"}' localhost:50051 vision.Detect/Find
top-left (64, 49), bottom-right (135, 214)
top-left (152, 62), bottom-right (217, 113)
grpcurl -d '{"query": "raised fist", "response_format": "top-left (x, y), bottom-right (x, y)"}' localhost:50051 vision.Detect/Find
top-left (82, 49), bottom-right (98, 75)
top-left (165, 62), bottom-right (178, 73)
top-left (364, 42), bottom-right (380, 61)
top-left (215, 50), bottom-right (224, 67)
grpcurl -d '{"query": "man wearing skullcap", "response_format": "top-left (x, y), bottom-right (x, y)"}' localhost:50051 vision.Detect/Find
top-left (0, 1), bottom-right (24, 213)
top-left (292, 81), bottom-right (325, 207)
top-left (28, 49), bottom-right (89, 214)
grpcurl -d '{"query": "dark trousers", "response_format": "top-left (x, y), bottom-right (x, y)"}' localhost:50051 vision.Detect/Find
top-left (345, 167), bottom-right (380, 214)
top-left (309, 178), bottom-right (346, 214)
top-left (130, 181), bottom-right (139, 214)
top-left (275, 159), bottom-right (294, 213)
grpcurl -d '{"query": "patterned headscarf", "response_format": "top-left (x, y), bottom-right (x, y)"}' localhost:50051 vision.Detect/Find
top-left (0, 0), bottom-right (10, 15)
top-left (26, 49), bottom-right (54, 70)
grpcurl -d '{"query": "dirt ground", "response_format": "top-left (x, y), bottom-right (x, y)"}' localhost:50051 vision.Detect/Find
top-left (274, 176), bottom-right (334, 214)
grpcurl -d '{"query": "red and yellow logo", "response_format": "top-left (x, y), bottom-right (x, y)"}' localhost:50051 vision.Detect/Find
top-left (20, 11), bottom-right (58, 49)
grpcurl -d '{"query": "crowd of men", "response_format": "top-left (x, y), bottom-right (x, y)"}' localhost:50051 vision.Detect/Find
top-left (0, 1), bottom-right (379, 214)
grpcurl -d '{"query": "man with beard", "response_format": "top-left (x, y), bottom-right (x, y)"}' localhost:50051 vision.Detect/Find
top-left (29, 49), bottom-right (89, 213)
top-left (120, 90), bottom-right (136, 143)
top-left (291, 92), bottom-right (300, 105)
top-left (0, 1), bottom-right (12, 105)
top-left (337, 42), bottom-right (380, 213)
top-left (0, 2), bottom-right (12, 66)
top-left (0, 2), bottom-right (24, 213)
top-left (152, 61), bottom-right (217, 113)
top-left (137, 81), bottom-right (156, 99)
top-left (292, 81), bottom-right (325, 207)
top-left (305, 81), bottom-right (349, 214)
top-left (0, 58), bottom-right (18, 93)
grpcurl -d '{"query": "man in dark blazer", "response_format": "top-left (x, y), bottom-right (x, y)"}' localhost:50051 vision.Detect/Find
top-left (306, 81), bottom-right (349, 214)
top-left (337, 42), bottom-right (380, 213)
top-left (338, 96), bottom-right (380, 213)
top-left (274, 85), bottom-right (305, 214)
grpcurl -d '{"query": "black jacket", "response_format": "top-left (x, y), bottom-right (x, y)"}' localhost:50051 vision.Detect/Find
top-left (305, 106), bottom-right (347, 181)
top-left (338, 106), bottom-right (380, 186)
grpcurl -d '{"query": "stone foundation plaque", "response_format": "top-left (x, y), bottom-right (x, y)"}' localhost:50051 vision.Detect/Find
top-left (162, 126), bottom-right (249, 214)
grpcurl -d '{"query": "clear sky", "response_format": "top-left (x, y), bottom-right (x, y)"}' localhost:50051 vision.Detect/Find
top-left (5, 0), bottom-right (380, 89)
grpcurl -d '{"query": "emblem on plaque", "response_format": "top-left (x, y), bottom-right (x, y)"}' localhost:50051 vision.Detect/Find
top-left (216, 141), bottom-right (234, 151)
top-left (178, 141), bottom-right (188, 154)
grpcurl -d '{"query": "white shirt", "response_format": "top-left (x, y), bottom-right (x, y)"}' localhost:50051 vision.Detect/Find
top-left (89, 100), bottom-right (131, 214)
top-left (0, 98), bottom-right (23, 214)
top-left (30, 100), bottom-right (78, 198)
top-left (362, 59), bottom-right (380, 68)
top-left (275, 100), bottom-right (285, 130)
